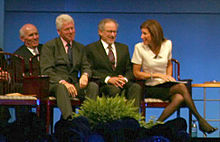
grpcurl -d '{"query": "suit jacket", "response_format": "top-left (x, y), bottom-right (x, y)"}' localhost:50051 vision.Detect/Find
top-left (40, 37), bottom-right (91, 84)
top-left (14, 44), bottom-right (42, 74)
top-left (85, 40), bottom-right (134, 84)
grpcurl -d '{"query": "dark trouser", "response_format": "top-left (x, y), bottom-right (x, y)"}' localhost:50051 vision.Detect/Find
top-left (100, 82), bottom-right (142, 108)
top-left (49, 82), bottom-right (99, 119)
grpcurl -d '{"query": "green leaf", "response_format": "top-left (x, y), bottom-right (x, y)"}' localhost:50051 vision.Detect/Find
top-left (72, 94), bottom-right (161, 129)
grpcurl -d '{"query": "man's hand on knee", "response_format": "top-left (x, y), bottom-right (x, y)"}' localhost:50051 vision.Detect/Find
top-left (108, 76), bottom-right (126, 88)
top-left (59, 80), bottom-right (78, 97)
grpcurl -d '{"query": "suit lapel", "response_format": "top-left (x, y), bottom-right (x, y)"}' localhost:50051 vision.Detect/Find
top-left (57, 38), bottom-right (70, 64)
top-left (37, 44), bottom-right (42, 53)
top-left (115, 43), bottom-right (121, 70)
top-left (72, 41), bottom-right (78, 67)
top-left (24, 46), bottom-right (34, 57)
top-left (97, 41), bottom-right (113, 69)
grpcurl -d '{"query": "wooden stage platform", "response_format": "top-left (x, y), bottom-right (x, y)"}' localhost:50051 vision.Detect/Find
top-left (191, 138), bottom-right (220, 142)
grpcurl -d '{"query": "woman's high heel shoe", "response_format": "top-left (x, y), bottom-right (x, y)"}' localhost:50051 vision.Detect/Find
top-left (199, 124), bottom-right (218, 136)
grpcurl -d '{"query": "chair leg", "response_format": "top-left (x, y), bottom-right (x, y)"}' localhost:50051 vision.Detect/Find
top-left (189, 110), bottom-right (192, 136)
top-left (177, 108), bottom-right (180, 118)
top-left (50, 107), bottom-right (54, 134)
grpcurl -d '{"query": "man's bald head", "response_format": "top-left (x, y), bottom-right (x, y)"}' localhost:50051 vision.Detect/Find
top-left (19, 24), bottom-right (39, 48)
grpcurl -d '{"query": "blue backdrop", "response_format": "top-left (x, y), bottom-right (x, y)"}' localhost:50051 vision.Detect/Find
top-left (1, 0), bottom-right (220, 137)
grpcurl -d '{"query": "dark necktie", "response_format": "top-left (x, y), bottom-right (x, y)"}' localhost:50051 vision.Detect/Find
top-left (107, 44), bottom-right (115, 70)
top-left (67, 43), bottom-right (72, 64)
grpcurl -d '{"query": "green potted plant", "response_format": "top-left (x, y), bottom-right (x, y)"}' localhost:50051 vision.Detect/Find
top-left (73, 94), bottom-right (163, 129)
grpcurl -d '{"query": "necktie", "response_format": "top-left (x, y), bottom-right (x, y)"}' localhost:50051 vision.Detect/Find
top-left (107, 44), bottom-right (115, 70)
top-left (67, 43), bottom-right (72, 64)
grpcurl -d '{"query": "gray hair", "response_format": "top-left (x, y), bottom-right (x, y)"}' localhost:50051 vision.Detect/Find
top-left (56, 14), bottom-right (74, 30)
top-left (98, 18), bottom-right (119, 31)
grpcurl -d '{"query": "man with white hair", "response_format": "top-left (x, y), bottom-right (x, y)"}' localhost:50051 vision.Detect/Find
top-left (40, 14), bottom-right (98, 120)
top-left (14, 23), bottom-right (42, 75)
top-left (12, 24), bottom-right (42, 122)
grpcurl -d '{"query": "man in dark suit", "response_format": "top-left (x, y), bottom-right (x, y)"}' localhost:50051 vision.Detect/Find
top-left (13, 24), bottom-right (43, 121)
top-left (14, 23), bottom-right (42, 75)
top-left (85, 18), bottom-right (142, 108)
top-left (40, 14), bottom-right (98, 120)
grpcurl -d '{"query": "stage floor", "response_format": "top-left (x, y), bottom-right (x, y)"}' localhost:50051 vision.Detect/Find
top-left (191, 138), bottom-right (220, 142)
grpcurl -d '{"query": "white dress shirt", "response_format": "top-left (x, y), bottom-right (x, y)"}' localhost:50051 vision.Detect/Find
top-left (131, 40), bottom-right (172, 86)
top-left (27, 47), bottom-right (39, 55)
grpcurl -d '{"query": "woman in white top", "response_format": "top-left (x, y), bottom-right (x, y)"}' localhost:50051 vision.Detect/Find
top-left (132, 19), bottom-right (217, 135)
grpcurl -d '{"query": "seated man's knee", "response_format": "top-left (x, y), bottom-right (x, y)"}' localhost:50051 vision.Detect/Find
top-left (86, 82), bottom-right (99, 100)
top-left (88, 82), bottom-right (99, 92)
top-left (54, 84), bottom-right (69, 97)
top-left (131, 82), bottom-right (142, 90)
top-left (127, 83), bottom-right (142, 105)
top-left (101, 85), bottom-right (121, 97)
top-left (109, 86), bottom-right (121, 96)
top-left (127, 82), bottom-right (142, 97)
top-left (56, 84), bottom-right (66, 91)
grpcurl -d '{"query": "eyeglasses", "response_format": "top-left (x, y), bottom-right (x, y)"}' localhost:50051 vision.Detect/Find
top-left (104, 30), bottom-right (118, 34)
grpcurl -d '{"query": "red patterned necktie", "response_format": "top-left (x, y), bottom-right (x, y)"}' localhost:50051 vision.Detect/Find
top-left (107, 44), bottom-right (115, 70)
top-left (67, 43), bottom-right (72, 64)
